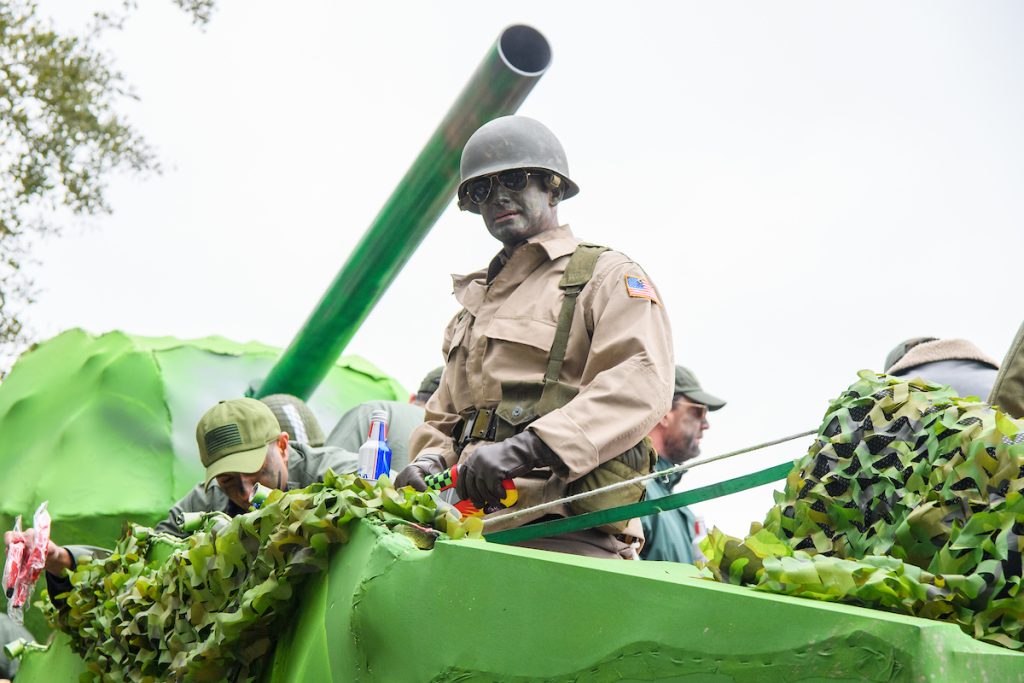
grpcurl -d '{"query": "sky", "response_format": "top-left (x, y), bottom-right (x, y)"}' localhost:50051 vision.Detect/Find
top-left (27, 1), bottom-right (1024, 536)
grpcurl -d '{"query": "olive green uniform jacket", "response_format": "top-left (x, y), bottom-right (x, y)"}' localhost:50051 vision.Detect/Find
top-left (408, 225), bottom-right (675, 537)
top-left (154, 443), bottom-right (357, 537)
top-left (991, 322), bottom-right (1024, 419)
top-left (46, 443), bottom-right (356, 604)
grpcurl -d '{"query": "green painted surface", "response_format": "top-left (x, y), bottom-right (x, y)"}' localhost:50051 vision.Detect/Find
top-left (267, 523), bottom-right (1023, 682)
top-left (0, 328), bottom-right (405, 637)
top-left (14, 519), bottom-right (1024, 681)
top-left (11, 633), bottom-right (86, 681)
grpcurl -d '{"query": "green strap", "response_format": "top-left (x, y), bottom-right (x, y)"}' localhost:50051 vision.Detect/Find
top-left (544, 244), bottom-right (608, 383)
top-left (485, 459), bottom-right (795, 545)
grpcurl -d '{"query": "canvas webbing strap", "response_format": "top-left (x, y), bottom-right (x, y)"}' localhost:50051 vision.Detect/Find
top-left (485, 459), bottom-right (794, 545)
top-left (544, 244), bottom-right (608, 384)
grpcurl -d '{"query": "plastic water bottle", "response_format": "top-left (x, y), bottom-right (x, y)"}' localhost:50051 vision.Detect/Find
top-left (358, 409), bottom-right (392, 482)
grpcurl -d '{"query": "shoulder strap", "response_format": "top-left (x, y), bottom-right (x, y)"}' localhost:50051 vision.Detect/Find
top-left (545, 243), bottom-right (609, 383)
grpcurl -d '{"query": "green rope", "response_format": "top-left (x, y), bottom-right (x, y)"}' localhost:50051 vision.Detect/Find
top-left (485, 459), bottom-right (794, 545)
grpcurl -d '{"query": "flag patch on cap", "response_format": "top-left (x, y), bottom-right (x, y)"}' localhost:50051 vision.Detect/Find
top-left (624, 275), bottom-right (660, 304)
top-left (205, 423), bottom-right (243, 455)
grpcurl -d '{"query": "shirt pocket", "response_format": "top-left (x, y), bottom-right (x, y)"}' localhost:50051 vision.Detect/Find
top-left (443, 312), bottom-right (472, 360)
top-left (483, 316), bottom-right (557, 370)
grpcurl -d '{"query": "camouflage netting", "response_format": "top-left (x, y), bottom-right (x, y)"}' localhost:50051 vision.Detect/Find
top-left (702, 371), bottom-right (1024, 649)
top-left (40, 472), bottom-right (480, 682)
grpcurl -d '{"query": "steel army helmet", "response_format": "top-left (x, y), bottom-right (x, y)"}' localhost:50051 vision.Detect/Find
top-left (457, 115), bottom-right (580, 213)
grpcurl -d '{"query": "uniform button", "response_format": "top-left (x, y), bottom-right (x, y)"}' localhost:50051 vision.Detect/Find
top-left (511, 406), bottom-right (523, 418)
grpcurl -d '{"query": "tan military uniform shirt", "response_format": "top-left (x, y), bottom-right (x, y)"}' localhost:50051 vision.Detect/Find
top-left (409, 225), bottom-right (674, 535)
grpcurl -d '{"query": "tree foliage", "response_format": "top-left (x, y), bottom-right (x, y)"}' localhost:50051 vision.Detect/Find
top-left (0, 0), bottom-right (214, 364)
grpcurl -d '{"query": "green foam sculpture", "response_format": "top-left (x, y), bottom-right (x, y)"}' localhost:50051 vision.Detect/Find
top-left (0, 329), bottom-right (405, 636)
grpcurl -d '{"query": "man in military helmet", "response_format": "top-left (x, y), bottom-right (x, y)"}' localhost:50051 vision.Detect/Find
top-left (396, 116), bottom-right (674, 559)
top-left (641, 366), bottom-right (725, 563)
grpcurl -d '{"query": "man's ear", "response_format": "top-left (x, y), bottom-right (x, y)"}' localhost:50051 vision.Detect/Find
top-left (277, 432), bottom-right (289, 464)
top-left (545, 175), bottom-right (563, 206)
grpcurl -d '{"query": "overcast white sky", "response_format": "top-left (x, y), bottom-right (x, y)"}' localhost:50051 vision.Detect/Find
top-left (29, 1), bottom-right (1024, 536)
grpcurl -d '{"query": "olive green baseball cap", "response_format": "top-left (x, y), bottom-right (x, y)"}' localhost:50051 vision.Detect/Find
top-left (197, 398), bottom-right (281, 489)
top-left (674, 365), bottom-right (726, 411)
top-left (418, 366), bottom-right (444, 396)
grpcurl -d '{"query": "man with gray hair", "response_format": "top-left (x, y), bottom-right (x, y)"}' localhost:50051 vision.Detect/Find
top-left (641, 366), bottom-right (726, 563)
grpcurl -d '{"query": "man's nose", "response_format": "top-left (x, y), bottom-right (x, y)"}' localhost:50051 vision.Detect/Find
top-left (240, 479), bottom-right (254, 502)
top-left (491, 183), bottom-right (513, 204)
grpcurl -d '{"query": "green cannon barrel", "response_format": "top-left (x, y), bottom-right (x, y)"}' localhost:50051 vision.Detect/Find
top-left (256, 25), bottom-right (552, 400)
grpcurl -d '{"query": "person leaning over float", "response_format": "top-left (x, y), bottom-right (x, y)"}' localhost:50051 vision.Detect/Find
top-left (4, 398), bottom-right (357, 606)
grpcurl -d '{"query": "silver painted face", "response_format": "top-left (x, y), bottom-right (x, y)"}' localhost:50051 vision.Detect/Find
top-left (479, 174), bottom-right (559, 250)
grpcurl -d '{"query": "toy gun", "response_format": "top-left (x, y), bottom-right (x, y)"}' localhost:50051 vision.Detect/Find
top-left (4, 502), bottom-right (51, 622)
top-left (423, 465), bottom-right (518, 516)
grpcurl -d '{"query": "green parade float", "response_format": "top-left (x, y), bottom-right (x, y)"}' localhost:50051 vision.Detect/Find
top-left (3, 25), bottom-right (1024, 682)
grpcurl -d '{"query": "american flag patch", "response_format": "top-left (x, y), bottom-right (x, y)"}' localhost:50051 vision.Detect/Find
top-left (624, 275), bottom-right (660, 304)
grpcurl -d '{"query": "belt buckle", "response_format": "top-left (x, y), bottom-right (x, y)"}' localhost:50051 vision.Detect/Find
top-left (460, 409), bottom-right (499, 446)
top-left (470, 409), bottom-right (492, 440)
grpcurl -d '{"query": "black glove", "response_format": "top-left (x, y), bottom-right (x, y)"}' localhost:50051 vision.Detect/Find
top-left (394, 454), bottom-right (448, 491)
top-left (456, 431), bottom-right (560, 508)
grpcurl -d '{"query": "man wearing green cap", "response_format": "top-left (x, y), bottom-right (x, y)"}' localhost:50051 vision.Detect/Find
top-left (641, 366), bottom-right (726, 563)
top-left (325, 367), bottom-right (442, 473)
top-left (157, 398), bottom-right (358, 534)
top-left (29, 398), bottom-right (357, 607)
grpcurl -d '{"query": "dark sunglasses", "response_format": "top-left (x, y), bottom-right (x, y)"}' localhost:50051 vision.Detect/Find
top-left (462, 169), bottom-right (547, 206)
top-left (674, 398), bottom-right (708, 421)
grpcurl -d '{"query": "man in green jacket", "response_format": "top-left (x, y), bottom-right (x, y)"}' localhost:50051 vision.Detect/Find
top-left (325, 368), bottom-right (441, 473)
top-left (641, 366), bottom-right (726, 563)
top-left (22, 398), bottom-right (357, 604)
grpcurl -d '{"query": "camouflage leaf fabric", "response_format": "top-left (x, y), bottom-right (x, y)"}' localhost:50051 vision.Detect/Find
top-left (42, 472), bottom-right (481, 682)
top-left (701, 371), bottom-right (1024, 649)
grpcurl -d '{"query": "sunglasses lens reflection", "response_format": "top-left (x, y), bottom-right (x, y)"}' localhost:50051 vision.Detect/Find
top-left (468, 177), bottom-right (492, 204)
top-left (497, 169), bottom-right (529, 192)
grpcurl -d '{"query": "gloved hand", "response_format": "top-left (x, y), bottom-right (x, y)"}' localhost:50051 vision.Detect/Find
top-left (456, 431), bottom-right (560, 508)
top-left (394, 453), bottom-right (448, 491)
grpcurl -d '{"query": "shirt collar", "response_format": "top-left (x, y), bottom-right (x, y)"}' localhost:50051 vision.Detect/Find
top-left (451, 224), bottom-right (578, 307)
top-left (531, 223), bottom-right (578, 261)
